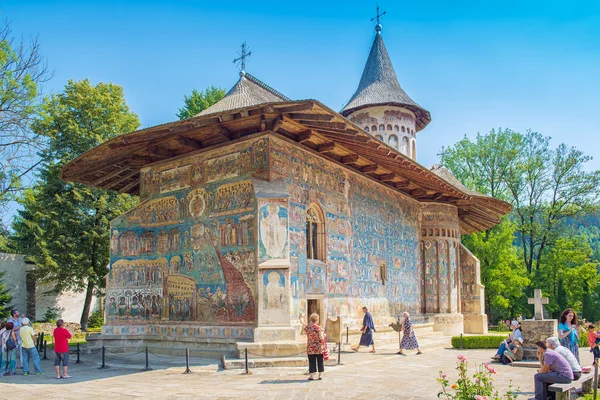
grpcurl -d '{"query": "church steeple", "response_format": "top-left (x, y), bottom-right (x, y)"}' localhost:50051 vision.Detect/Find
top-left (341, 25), bottom-right (431, 132)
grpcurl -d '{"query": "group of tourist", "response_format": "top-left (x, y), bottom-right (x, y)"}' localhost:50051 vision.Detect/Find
top-left (0, 309), bottom-right (73, 379)
top-left (302, 307), bottom-right (422, 381)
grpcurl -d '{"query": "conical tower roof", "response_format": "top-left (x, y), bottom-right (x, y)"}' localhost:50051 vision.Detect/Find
top-left (341, 29), bottom-right (431, 131)
top-left (197, 72), bottom-right (290, 116)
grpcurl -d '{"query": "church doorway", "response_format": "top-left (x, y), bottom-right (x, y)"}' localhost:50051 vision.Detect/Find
top-left (306, 297), bottom-right (324, 324)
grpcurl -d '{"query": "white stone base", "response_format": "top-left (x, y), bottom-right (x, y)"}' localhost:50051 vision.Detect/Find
top-left (433, 313), bottom-right (464, 336)
top-left (463, 314), bottom-right (488, 334)
top-left (253, 326), bottom-right (296, 342)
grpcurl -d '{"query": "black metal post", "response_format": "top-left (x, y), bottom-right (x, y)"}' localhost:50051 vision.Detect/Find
top-left (346, 326), bottom-right (349, 345)
top-left (183, 348), bottom-right (192, 374)
top-left (241, 348), bottom-right (252, 375)
top-left (460, 333), bottom-right (463, 350)
top-left (43, 341), bottom-right (48, 359)
top-left (143, 346), bottom-right (152, 371)
top-left (76, 343), bottom-right (81, 363)
top-left (99, 345), bottom-right (107, 369)
top-left (337, 341), bottom-right (343, 365)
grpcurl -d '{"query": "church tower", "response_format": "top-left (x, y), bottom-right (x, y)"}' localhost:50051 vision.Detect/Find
top-left (341, 21), bottom-right (430, 160)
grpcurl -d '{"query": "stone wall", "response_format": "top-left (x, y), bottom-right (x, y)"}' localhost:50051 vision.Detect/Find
top-left (459, 245), bottom-right (488, 334)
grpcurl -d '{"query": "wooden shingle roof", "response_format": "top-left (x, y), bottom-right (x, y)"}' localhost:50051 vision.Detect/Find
top-left (341, 31), bottom-right (431, 132)
top-left (197, 72), bottom-right (290, 116)
top-left (61, 100), bottom-right (511, 234)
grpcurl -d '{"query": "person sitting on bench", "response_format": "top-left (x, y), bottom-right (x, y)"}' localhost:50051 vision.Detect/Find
top-left (546, 336), bottom-right (582, 381)
top-left (492, 320), bottom-right (521, 361)
top-left (533, 340), bottom-right (573, 400)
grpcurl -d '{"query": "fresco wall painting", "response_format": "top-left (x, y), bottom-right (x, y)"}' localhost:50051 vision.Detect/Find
top-left (106, 138), bottom-right (270, 340)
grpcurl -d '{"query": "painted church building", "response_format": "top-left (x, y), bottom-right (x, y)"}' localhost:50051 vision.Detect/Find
top-left (62, 23), bottom-right (510, 355)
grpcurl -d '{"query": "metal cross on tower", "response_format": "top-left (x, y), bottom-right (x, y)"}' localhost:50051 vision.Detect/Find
top-left (436, 146), bottom-right (449, 165)
top-left (371, 4), bottom-right (387, 32)
top-left (233, 42), bottom-right (252, 74)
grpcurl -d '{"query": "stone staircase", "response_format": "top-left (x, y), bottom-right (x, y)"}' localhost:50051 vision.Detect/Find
top-left (223, 322), bottom-right (453, 369)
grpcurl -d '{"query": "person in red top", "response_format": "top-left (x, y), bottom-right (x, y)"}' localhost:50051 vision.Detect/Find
top-left (53, 319), bottom-right (72, 379)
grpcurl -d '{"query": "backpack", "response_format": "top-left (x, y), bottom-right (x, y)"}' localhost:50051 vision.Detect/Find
top-left (4, 332), bottom-right (16, 351)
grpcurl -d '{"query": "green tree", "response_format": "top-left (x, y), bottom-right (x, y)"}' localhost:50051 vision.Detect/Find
top-left (504, 131), bottom-right (600, 273)
top-left (176, 86), bottom-right (225, 119)
top-left (0, 22), bottom-right (50, 223)
top-left (13, 79), bottom-right (139, 329)
top-left (0, 270), bottom-right (12, 319)
top-left (462, 218), bottom-right (529, 321)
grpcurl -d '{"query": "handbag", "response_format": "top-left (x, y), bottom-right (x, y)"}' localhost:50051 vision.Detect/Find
top-left (322, 339), bottom-right (329, 361)
top-left (5, 332), bottom-right (16, 351)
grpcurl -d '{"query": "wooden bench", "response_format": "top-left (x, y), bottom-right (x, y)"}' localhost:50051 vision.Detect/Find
top-left (548, 372), bottom-right (594, 400)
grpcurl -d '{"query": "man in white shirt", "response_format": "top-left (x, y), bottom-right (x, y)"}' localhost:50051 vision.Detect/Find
top-left (546, 336), bottom-right (582, 380)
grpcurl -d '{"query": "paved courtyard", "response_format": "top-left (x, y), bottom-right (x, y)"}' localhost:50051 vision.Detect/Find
top-left (0, 343), bottom-right (594, 399)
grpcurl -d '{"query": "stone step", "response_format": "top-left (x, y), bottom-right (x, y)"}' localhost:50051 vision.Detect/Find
top-left (510, 360), bottom-right (541, 368)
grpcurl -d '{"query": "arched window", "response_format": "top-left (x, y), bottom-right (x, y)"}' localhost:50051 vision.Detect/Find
top-left (394, 125), bottom-right (399, 132)
top-left (386, 124), bottom-right (392, 131)
top-left (421, 229), bottom-right (427, 237)
top-left (401, 126), bottom-right (406, 132)
top-left (411, 139), bottom-right (416, 159)
top-left (379, 124), bottom-right (385, 131)
top-left (388, 134), bottom-right (398, 148)
top-left (401, 136), bottom-right (409, 154)
top-left (372, 125), bottom-right (377, 132)
top-left (306, 204), bottom-right (325, 261)
top-left (441, 229), bottom-right (446, 237)
top-left (375, 135), bottom-right (383, 141)
top-left (364, 126), bottom-right (370, 132)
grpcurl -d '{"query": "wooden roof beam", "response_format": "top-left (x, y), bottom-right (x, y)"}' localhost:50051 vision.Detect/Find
top-left (90, 167), bottom-right (128, 186)
top-left (362, 164), bottom-right (378, 173)
top-left (341, 154), bottom-right (359, 164)
top-left (147, 145), bottom-right (175, 158)
top-left (176, 136), bottom-right (203, 150)
top-left (274, 103), bottom-right (314, 113)
top-left (378, 173), bottom-right (396, 182)
top-left (288, 113), bottom-right (334, 122)
top-left (272, 115), bottom-right (284, 132)
top-left (317, 142), bottom-right (336, 153)
top-left (304, 121), bottom-right (348, 130)
top-left (297, 131), bottom-right (314, 144)
top-left (394, 181), bottom-right (410, 189)
top-left (410, 188), bottom-right (428, 197)
top-left (105, 169), bottom-right (140, 190)
top-left (118, 178), bottom-right (139, 194)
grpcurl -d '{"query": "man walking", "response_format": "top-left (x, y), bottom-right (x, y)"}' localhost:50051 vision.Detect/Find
top-left (19, 318), bottom-right (42, 375)
top-left (533, 340), bottom-right (573, 400)
top-left (7, 310), bottom-right (23, 368)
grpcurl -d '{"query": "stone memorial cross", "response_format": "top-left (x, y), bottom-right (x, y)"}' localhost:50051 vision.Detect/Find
top-left (528, 289), bottom-right (549, 320)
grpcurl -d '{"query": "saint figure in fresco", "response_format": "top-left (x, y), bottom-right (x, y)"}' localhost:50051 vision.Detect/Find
top-left (260, 203), bottom-right (287, 258)
top-left (266, 271), bottom-right (284, 309)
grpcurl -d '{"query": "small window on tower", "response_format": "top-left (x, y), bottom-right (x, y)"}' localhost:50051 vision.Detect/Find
top-left (372, 125), bottom-right (377, 132)
top-left (379, 124), bottom-right (385, 131)
top-left (364, 126), bottom-right (370, 132)
top-left (387, 124), bottom-right (392, 131)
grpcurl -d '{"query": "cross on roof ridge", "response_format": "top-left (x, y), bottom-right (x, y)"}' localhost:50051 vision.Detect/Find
top-left (233, 42), bottom-right (252, 75)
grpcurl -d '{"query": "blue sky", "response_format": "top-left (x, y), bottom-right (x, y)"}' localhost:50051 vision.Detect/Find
top-left (2, 0), bottom-right (600, 172)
